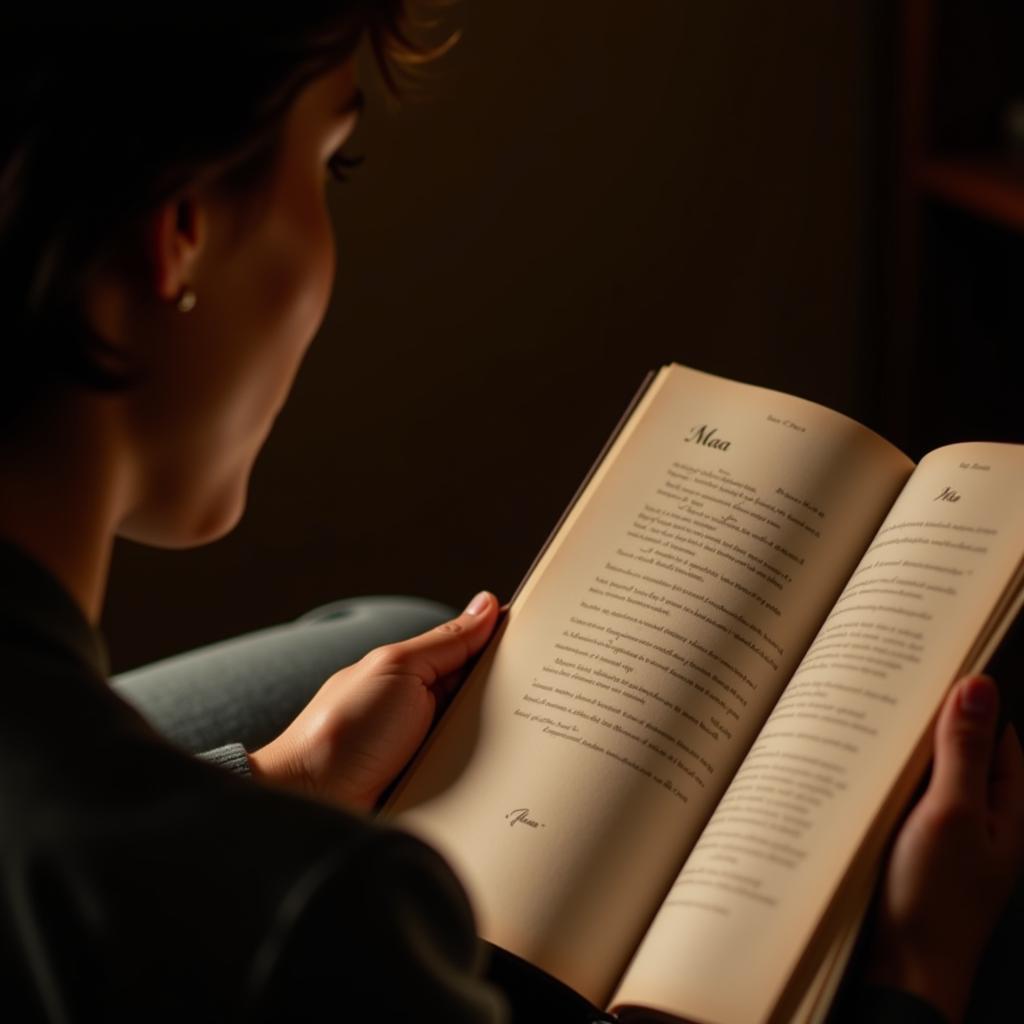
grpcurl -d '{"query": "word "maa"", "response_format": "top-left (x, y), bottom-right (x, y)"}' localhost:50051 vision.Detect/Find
top-left (685, 424), bottom-right (731, 450)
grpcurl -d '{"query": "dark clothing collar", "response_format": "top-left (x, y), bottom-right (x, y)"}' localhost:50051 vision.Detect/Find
top-left (0, 538), bottom-right (110, 679)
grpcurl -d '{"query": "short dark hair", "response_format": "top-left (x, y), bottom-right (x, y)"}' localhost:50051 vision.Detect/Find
top-left (0, 5), bottom-right (436, 425)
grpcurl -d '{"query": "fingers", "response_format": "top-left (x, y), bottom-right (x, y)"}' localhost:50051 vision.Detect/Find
top-left (989, 724), bottom-right (1024, 868)
top-left (928, 676), bottom-right (1000, 812)
top-left (990, 723), bottom-right (1024, 815)
top-left (361, 591), bottom-right (500, 686)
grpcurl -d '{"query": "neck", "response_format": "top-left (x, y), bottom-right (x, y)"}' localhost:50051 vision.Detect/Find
top-left (0, 393), bottom-right (128, 626)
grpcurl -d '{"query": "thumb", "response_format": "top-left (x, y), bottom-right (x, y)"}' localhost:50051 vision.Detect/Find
top-left (929, 675), bottom-right (1000, 811)
top-left (361, 591), bottom-right (500, 685)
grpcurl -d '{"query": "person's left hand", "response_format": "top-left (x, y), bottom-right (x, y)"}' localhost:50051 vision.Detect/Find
top-left (248, 591), bottom-right (500, 811)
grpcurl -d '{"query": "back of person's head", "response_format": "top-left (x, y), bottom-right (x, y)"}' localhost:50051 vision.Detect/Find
top-left (0, 5), bottom-right (426, 429)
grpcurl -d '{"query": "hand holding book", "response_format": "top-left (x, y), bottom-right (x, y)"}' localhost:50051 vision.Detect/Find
top-left (242, 362), bottom-right (1024, 1022)
top-left (863, 675), bottom-right (1024, 1024)
top-left (248, 591), bottom-right (500, 809)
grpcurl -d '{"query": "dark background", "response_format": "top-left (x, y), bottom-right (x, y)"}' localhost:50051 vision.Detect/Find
top-left (100, 1), bottom-right (1006, 673)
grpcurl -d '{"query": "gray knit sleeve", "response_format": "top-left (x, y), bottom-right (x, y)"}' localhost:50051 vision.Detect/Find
top-left (197, 743), bottom-right (251, 776)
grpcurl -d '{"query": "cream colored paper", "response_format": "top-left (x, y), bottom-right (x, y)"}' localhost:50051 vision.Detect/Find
top-left (385, 364), bottom-right (913, 1004)
top-left (611, 443), bottom-right (1024, 1024)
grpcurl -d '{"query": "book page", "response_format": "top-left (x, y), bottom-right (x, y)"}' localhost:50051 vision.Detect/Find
top-left (612, 442), bottom-right (1024, 1024)
top-left (384, 364), bottom-right (913, 1005)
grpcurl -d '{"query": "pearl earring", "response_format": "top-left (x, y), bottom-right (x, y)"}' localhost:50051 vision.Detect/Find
top-left (175, 286), bottom-right (197, 313)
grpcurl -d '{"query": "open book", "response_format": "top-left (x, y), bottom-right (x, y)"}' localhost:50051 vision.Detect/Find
top-left (382, 364), bottom-right (1024, 1024)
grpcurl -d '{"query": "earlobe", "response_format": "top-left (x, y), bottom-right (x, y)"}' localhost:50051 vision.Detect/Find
top-left (143, 196), bottom-right (205, 305)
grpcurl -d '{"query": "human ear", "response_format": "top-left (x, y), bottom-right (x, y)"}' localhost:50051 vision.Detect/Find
top-left (142, 195), bottom-right (206, 305)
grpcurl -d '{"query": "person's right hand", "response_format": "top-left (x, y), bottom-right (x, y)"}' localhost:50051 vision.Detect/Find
top-left (864, 675), bottom-right (1024, 1023)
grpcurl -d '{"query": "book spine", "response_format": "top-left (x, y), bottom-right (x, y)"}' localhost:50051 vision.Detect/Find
top-left (506, 369), bottom-right (657, 608)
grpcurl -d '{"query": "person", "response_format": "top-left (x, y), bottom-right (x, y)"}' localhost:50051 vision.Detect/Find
top-left (1, 6), bottom-right (1021, 1022)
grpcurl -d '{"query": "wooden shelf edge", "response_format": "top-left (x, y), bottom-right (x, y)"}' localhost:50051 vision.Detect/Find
top-left (916, 158), bottom-right (1024, 233)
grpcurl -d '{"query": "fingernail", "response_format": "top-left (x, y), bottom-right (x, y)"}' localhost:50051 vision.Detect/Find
top-left (959, 676), bottom-right (996, 719)
top-left (465, 591), bottom-right (492, 616)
